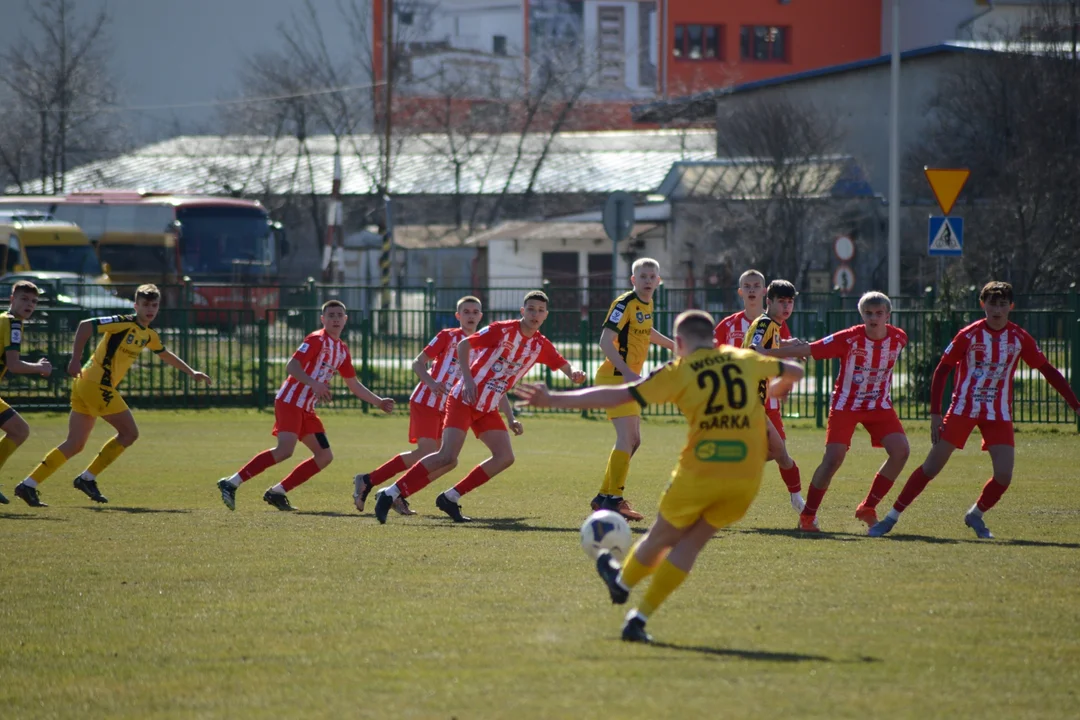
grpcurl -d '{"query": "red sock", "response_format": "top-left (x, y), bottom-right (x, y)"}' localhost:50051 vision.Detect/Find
top-left (801, 484), bottom-right (827, 518)
top-left (397, 462), bottom-right (433, 499)
top-left (238, 450), bottom-right (277, 482)
top-left (976, 477), bottom-right (1008, 512)
top-left (280, 458), bottom-right (320, 491)
top-left (779, 464), bottom-right (802, 494)
top-left (370, 455), bottom-right (408, 485)
top-left (451, 466), bottom-right (491, 498)
top-left (862, 473), bottom-right (895, 509)
top-left (893, 466), bottom-right (932, 512)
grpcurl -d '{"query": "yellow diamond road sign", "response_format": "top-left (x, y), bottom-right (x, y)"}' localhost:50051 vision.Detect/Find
top-left (924, 168), bottom-right (970, 215)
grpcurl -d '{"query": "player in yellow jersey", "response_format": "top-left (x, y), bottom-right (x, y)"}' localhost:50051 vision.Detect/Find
top-left (0, 281), bottom-right (53, 505)
top-left (13, 284), bottom-right (211, 507)
top-left (520, 310), bottom-right (804, 643)
top-left (590, 258), bottom-right (674, 521)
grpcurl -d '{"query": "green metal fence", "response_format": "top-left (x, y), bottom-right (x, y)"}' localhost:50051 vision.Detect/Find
top-left (2, 286), bottom-right (1078, 430)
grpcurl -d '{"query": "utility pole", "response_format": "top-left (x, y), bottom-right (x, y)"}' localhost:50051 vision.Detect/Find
top-left (888, 0), bottom-right (901, 296)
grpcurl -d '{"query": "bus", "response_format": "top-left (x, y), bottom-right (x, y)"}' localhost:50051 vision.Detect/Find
top-left (0, 191), bottom-right (287, 319)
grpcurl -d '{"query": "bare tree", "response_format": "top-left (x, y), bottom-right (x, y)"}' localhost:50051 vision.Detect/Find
top-left (0, 0), bottom-right (124, 193)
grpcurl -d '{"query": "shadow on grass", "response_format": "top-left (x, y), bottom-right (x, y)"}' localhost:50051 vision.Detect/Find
top-left (294, 510), bottom-right (360, 518)
top-left (870, 533), bottom-right (1080, 550)
top-left (451, 516), bottom-right (651, 535)
top-left (80, 506), bottom-right (191, 515)
top-left (0, 511), bottom-right (64, 521)
top-left (651, 641), bottom-right (837, 663)
top-left (732, 527), bottom-right (864, 542)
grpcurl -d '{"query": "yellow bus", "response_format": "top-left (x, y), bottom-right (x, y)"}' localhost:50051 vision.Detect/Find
top-left (0, 218), bottom-right (106, 278)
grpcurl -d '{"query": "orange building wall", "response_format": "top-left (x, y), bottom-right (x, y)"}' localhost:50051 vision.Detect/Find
top-left (664, 0), bottom-right (882, 96)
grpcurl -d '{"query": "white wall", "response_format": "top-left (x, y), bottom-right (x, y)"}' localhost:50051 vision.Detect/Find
top-left (426, 2), bottom-right (524, 54)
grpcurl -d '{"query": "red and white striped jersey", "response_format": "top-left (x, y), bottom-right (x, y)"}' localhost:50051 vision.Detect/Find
top-left (451, 319), bottom-right (567, 413)
top-left (410, 327), bottom-right (468, 410)
top-left (713, 311), bottom-right (753, 348)
top-left (276, 329), bottom-right (356, 412)
top-left (811, 325), bottom-right (907, 412)
top-left (942, 320), bottom-right (1047, 421)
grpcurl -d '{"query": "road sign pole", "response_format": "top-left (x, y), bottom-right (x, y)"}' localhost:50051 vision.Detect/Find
top-left (888, 0), bottom-right (901, 296)
top-left (612, 204), bottom-right (620, 292)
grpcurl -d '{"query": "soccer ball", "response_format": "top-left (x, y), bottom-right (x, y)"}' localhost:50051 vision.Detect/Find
top-left (580, 510), bottom-right (632, 561)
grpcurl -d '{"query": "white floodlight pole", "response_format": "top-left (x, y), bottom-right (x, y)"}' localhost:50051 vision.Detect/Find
top-left (888, 0), bottom-right (901, 295)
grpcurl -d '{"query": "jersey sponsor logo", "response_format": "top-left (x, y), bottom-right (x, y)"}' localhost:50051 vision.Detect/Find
top-left (297, 342), bottom-right (310, 353)
top-left (476, 326), bottom-right (491, 335)
top-left (609, 309), bottom-right (624, 323)
top-left (945, 342), bottom-right (954, 354)
top-left (635, 310), bottom-right (644, 324)
top-left (823, 334), bottom-right (836, 344)
top-left (694, 439), bottom-right (748, 462)
top-left (9, 328), bottom-right (20, 344)
top-left (696, 414), bottom-right (751, 431)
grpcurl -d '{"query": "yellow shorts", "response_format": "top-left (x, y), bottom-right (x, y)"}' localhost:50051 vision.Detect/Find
top-left (70, 380), bottom-right (129, 418)
top-left (594, 372), bottom-right (641, 420)
top-left (0, 395), bottom-right (13, 423)
top-left (658, 468), bottom-right (762, 530)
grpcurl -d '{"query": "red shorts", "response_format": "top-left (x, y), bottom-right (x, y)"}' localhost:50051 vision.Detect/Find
top-left (940, 412), bottom-right (1014, 451)
top-left (443, 394), bottom-right (507, 437)
top-left (272, 400), bottom-right (325, 438)
top-left (825, 408), bottom-right (905, 448)
top-left (766, 408), bottom-right (786, 440)
top-left (408, 400), bottom-right (446, 443)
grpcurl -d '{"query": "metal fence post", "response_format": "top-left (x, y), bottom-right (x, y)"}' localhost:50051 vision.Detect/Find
top-left (361, 316), bottom-right (372, 414)
top-left (1071, 285), bottom-right (1079, 432)
top-left (580, 317), bottom-right (590, 419)
top-left (257, 318), bottom-right (269, 409)
top-left (814, 320), bottom-right (826, 428)
top-left (426, 278), bottom-right (436, 342)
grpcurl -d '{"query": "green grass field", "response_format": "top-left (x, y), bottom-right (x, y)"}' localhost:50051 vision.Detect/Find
top-left (2, 410), bottom-right (1078, 719)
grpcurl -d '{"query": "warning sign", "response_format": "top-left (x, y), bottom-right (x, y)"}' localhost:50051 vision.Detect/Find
top-left (924, 168), bottom-right (970, 215)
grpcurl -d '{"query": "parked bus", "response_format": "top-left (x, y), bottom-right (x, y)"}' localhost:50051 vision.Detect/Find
top-left (0, 191), bottom-right (287, 319)
top-left (0, 217), bottom-right (107, 278)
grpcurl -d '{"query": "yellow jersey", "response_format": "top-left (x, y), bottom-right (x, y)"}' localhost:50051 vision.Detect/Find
top-left (79, 315), bottom-right (166, 389)
top-left (627, 346), bottom-right (783, 480)
top-left (0, 312), bottom-right (23, 383)
top-left (596, 291), bottom-right (654, 378)
top-left (742, 313), bottom-right (788, 407)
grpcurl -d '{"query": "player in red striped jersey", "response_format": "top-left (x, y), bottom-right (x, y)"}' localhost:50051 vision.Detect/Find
top-left (773, 292), bottom-right (910, 532)
top-left (870, 282), bottom-right (1080, 539)
top-left (373, 290), bottom-right (586, 523)
top-left (216, 301), bottom-right (394, 511)
top-left (351, 296), bottom-right (518, 515)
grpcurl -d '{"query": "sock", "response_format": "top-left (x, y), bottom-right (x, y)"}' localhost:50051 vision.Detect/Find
top-left (444, 488), bottom-right (462, 503)
top-left (22, 478), bottom-right (38, 488)
top-left (885, 508), bottom-right (900, 522)
top-left (370, 454), bottom-right (408, 485)
top-left (863, 473), bottom-right (895, 509)
top-left (383, 484), bottom-right (401, 499)
top-left (893, 466), bottom-right (932, 513)
top-left (451, 466), bottom-right (490, 498)
top-left (975, 477), bottom-right (1008, 513)
top-left (238, 450), bottom-right (277, 482)
top-left (638, 559), bottom-right (689, 619)
top-left (779, 463), bottom-right (802, 494)
top-left (396, 462), bottom-right (432, 499)
top-left (269, 483), bottom-right (285, 494)
top-left (802, 484), bottom-right (827, 518)
top-left (28, 448), bottom-right (69, 485)
top-left (601, 449), bottom-right (631, 496)
top-left (86, 438), bottom-right (127, 477)
top-left (80, 471), bottom-right (96, 482)
top-left (0, 436), bottom-right (19, 472)
top-left (226, 473), bottom-right (242, 487)
top-left (280, 458), bottom-right (320, 492)
top-left (618, 540), bottom-right (657, 589)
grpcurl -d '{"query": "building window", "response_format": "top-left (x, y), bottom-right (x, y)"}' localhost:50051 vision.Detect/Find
top-left (493, 35), bottom-right (507, 56)
top-left (673, 24), bottom-right (722, 60)
top-left (398, 10), bottom-right (414, 26)
top-left (740, 25), bottom-right (789, 62)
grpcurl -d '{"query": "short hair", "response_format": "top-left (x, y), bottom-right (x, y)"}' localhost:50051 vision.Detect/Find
top-left (980, 281), bottom-right (1013, 304)
top-left (631, 257), bottom-right (660, 274)
top-left (738, 269), bottom-right (766, 286)
top-left (766, 279), bottom-right (797, 301)
top-left (135, 284), bottom-right (161, 302)
top-left (11, 280), bottom-right (40, 297)
top-left (523, 290), bottom-right (549, 307)
top-left (674, 310), bottom-right (716, 343)
top-left (456, 295), bottom-right (482, 311)
top-left (858, 291), bottom-right (892, 313)
top-left (321, 299), bottom-right (346, 312)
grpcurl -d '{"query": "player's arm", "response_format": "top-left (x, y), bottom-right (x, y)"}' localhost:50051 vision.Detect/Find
top-left (1020, 332), bottom-right (1080, 415)
top-left (4, 349), bottom-right (51, 377)
top-left (556, 361), bottom-right (587, 385)
top-left (66, 318), bottom-right (97, 378)
top-left (649, 328), bottom-right (675, 351)
top-left (928, 339), bottom-right (965, 443)
top-left (517, 382), bottom-right (633, 410)
top-left (343, 375), bottom-right (394, 414)
top-left (285, 357), bottom-right (331, 402)
top-left (599, 328), bottom-right (637, 380)
top-left (498, 393), bottom-right (523, 435)
top-left (411, 350), bottom-right (445, 396)
top-left (455, 335), bottom-right (479, 403)
top-left (767, 360), bottom-right (805, 400)
top-left (158, 350), bottom-right (212, 385)
top-left (767, 342), bottom-right (813, 359)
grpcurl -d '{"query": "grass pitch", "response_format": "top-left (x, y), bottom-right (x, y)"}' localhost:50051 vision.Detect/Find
top-left (1, 410), bottom-right (1078, 719)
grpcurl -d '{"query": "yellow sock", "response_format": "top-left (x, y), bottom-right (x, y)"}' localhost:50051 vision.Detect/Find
top-left (29, 448), bottom-right (69, 484)
top-left (87, 438), bottom-right (127, 476)
top-left (0, 436), bottom-right (19, 472)
top-left (639, 559), bottom-right (689, 618)
top-left (618, 538), bottom-right (664, 589)
top-left (600, 449), bottom-right (631, 496)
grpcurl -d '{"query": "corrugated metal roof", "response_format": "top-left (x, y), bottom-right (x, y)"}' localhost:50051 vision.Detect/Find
top-left (12, 130), bottom-right (717, 196)
top-left (656, 157), bottom-right (875, 200)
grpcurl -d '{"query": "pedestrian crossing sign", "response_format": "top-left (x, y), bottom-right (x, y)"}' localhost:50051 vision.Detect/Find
top-left (928, 216), bottom-right (963, 256)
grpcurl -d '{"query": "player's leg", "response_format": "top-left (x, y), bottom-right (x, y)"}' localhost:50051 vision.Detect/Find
top-left (594, 413), bottom-right (644, 520)
top-left (0, 406), bottom-right (29, 504)
top-left (355, 437), bottom-right (435, 513)
top-left (437, 427), bottom-right (515, 522)
top-left (856, 431), bottom-right (910, 526)
top-left (16, 411), bottom-right (96, 507)
top-left (800, 443), bottom-right (848, 532)
top-left (375, 427), bottom-right (468, 524)
top-left (70, 409), bottom-right (138, 503)
top-left (870, 427), bottom-right (960, 536)
top-left (965, 442), bottom-right (1014, 539)
top-left (766, 414), bottom-right (804, 512)
top-left (262, 432), bottom-right (333, 511)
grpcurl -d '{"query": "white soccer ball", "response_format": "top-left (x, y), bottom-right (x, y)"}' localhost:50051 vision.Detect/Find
top-left (580, 510), bottom-right (632, 561)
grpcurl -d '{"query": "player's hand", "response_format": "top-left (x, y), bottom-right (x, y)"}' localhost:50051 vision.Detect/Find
top-left (192, 371), bottom-right (212, 386)
top-left (461, 379), bottom-right (478, 404)
top-left (508, 419), bottom-right (524, 436)
top-left (426, 381), bottom-right (444, 396)
top-left (310, 380), bottom-right (332, 403)
top-left (36, 359), bottom-right (53, 377)
top-left (570, 370), bottom-right (587, 384)
top-left (515, 383), bottom-right (551, 408)
top-left (930, 413), bottom-right (943, 444)
top-left (378, 397), bottom-right (395, 414)
top-left (67, 357), bottom-right (81, 378)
